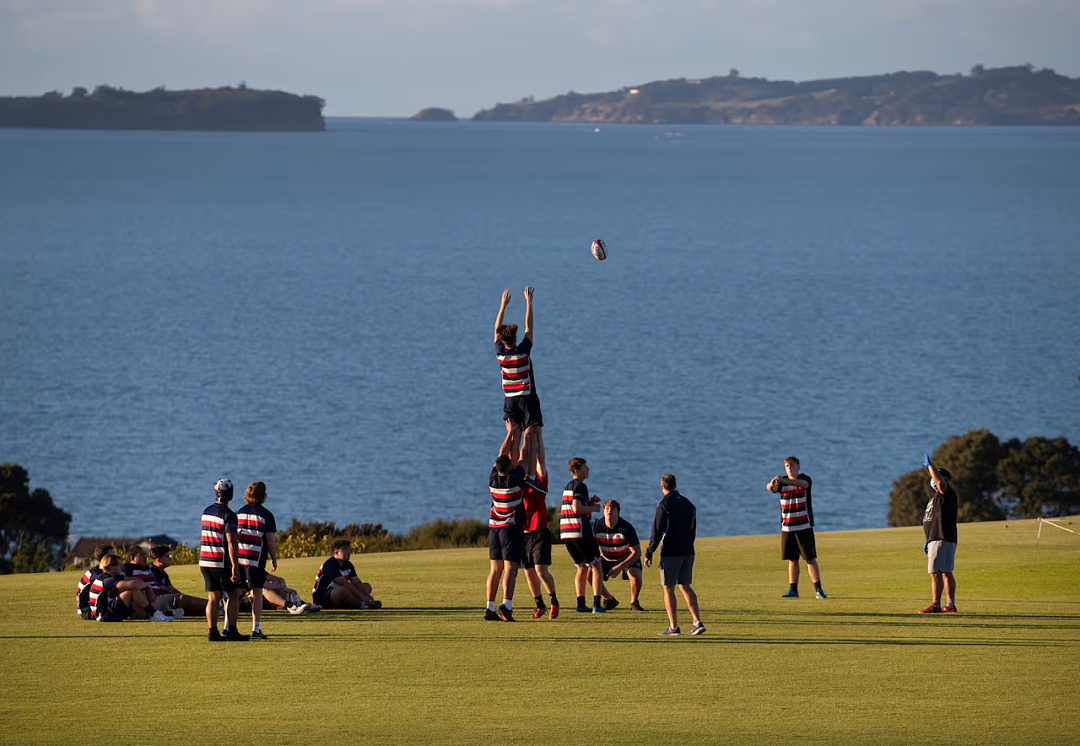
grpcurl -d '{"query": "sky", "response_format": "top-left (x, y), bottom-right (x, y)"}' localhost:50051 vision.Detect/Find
top-left (2, 0), bottom-right (1079, 117)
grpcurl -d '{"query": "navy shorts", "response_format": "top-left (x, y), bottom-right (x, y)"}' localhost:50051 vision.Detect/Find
top-left (521, 528), bottom-right (552, 569)
top-left (503, 393), bottom-right (543, 430)
top-left (601, 557), bottom-right (642, 580)
top-left (244, 566), bottom-right (268, 589)
top-left (201, 566), bottom-right (239, 593)
top-left (565, 536), bottom-right (600, 567)
top-left (658, 555), bottom-right (694, 587)
top-left (99, 597), bottom-right (131, 623)
top-left (489, 526), bottom-right (524, 563)
top-left (781, 528), bottom-right (817, 562)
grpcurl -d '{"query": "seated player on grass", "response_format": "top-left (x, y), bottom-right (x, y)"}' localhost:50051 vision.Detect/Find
top-left (312, 540), bottom-right (381, 610)
top-left (149, 545), bottom-right (208, 617)
top-left (91, 554), bottom-right (173, 623)
top-left (593, 499), bottom-right (645, 611)
top-left (76, 544), bottom-right (114, 620)
top-left (122, 546), bottom-right (183, 618)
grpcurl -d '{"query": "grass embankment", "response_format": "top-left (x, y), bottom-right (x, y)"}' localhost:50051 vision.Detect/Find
top-left (1, 518), bottom-right (1077, 746)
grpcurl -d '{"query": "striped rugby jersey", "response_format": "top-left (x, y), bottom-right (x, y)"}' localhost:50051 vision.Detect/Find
top-left (77, 566), bottom-right (104, 611)
top-left (592, 517), bottom-right (640, 562)
top-left (312, 557), bottom-right (356, 604)
top-left (560, 479), bottom-right (593, 540)
top-left (495, 338), bottom-right (534, 398)
top-left (779, 473), bottom-right (814, 532)
top-left (121, 562), bottom-right (157, 590)
top-left (199, 502), bottom-right (238, 568)
top-left (88, 575), bottom-right (114, 619)
top-left (237, 503), bottom-right (278, 567)
top-left (489, 466), bottom-right (527, 528)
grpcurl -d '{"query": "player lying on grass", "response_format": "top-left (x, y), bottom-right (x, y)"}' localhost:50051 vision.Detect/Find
top-left (594, 499), bottom-right (645, 611)
top-left (122, 546), bottom-right (184, 618)
top-left (91, 553), bottom-right (173, 622)
top-left (521, 429), bottom-right (559, 619)
top-left (486, 435), bottom-right (526, 622)
top-left (766, 456), bottom-right (826, 599)
top-left (920, 452), bottom-right (959, 614)
top-left (494, 287), bottom-right (545, 494)
top-left (241, 573), bottom-right (318, 614)
top-left (312, 540), bottom-right (381, 610)
top-left (76, 544), bottom-right (114, 619)
top-left (560, 457), bottom-right (608, 613)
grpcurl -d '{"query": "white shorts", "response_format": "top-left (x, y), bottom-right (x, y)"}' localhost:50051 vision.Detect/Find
top-left (927, 540), bottom-right (956, 573)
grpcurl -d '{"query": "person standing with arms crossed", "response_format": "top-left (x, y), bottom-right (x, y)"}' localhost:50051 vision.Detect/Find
top-left (645, 474), bottom-right (704, 636)
top-left (766, 456), bottom-right (827, 599)
top-left (919, 452), bottom-right (959, 614)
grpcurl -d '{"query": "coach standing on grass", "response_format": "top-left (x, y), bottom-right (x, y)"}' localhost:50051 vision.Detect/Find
top-left (919, 453), bottom-right (959, 614)
top-left (645, 474), bottom-right (704, 636)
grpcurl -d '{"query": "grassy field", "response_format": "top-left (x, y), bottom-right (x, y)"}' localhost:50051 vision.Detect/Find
top-left (1, 517), bottom-right (1077, 746)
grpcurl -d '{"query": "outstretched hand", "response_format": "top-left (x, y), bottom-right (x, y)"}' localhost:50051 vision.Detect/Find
top-left (500, 289), bottom-right (511, 307)
top-left (523, 286), bottom-right (534, 302)
top-left (922, 452), bottom-right (933, 468)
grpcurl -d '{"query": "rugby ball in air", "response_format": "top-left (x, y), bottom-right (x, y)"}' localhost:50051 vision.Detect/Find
top-left (591, 239), bottom-right (608, 261)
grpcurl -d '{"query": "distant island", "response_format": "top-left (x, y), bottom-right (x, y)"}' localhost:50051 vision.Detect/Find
top-left (471, 65), bottom-right (1080, 126)
top-left (410, 107), bottom-right (458, 122)
top-left (0, 85), bottom-right (326, 131)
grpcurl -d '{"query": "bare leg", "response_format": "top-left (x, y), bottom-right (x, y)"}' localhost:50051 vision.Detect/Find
top-left (251, 588), bottom-right (264, 632)
top-left (788, 560), bottom-right (800, 585)
top-left (943, 572), bottom-right (956, 607)
top-left (120, 590), bottom-right (147, 619)
top-left (536, 565), bottom-right (556, 596)
top-left (524, 567), bottom-right (541, 598)
top-left (662, 585), bottom-right (678, 629)
top-left (206, 590), bottom-right (221, 629)
top-left (502, 562), bottom-right (519, 602)
top-left (226, 588), bottom-right (241, 629)
top-left (590, 563), bottom-right (607, 602)
top-left (678, 584), bottom-right (701, 625)
top-left (575, 566), bottom-right (588, 599)
top-left (487, 561), bottom-right (504, 603)
top-left (180, 594), bottom-right (208, 615)
top-left (930, 573), bottom-right (943, 604)
top-left (261, 588), bottom-right (288, 608)
top-left (807, 560), bottom-right (821, 584)
top-left (628, 567), bottom-right (643, 603)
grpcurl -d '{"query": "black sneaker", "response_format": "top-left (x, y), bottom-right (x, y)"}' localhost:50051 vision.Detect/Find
top-left (484, 609), bottom-right (502, 621)
top-left (630, 601), bottom-right (645, 612)
top-left (603, 597), bottom-right (620, 611)
top-left (225, 628), bottom-right (250, 642)
top-left (250, 630), bottom-right (268, 641)
top-left (497, 604), bottom-right (516, 622)
top-left (208, 628), bottom-right (224, 642)
top-left (368, 600), bottom-right (382, 609)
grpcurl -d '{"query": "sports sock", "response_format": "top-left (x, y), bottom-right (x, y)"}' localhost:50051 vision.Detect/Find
top-left (789, 583), bottom-right (798, 592)
top-left (576, 595), bottom-right (586, 608)
top-left (502, 598), bottom-right (512, 610)
top-left (486, 602), bottom-right (496, 612)
top-left (813, 581), bottom-right (822, 591)
top-left (549, 593), bottom-right (559, 607)
top-left (253, 623), bottom-right (260, 633)
top-left (592, 595), bottom-right (601, 608)
top-left (534, 595), bottom-right (545, 609)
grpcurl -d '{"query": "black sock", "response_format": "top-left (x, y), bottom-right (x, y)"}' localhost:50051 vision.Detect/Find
top-left (592, 595), bottom-right (601, 608)
top-left (790, 583), bottom-right (798, 592)
top-left (576, 595), bottom-right (585, 608)
top-left (549, 594), bottom-right (559, 607)
top-left (534, 595), bottom-right (545, 609)
top-left (813, 581), bottom-right (822, 591)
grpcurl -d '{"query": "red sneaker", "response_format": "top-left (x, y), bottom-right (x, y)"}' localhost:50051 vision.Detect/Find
top-left (549, 604), bottom-right (560, 620)
top-left (532, 607), bottom-right (545, 619)
top-left (942, 605), bottom-right (958, 613)
top-left (918, 603), bottom-right (942, 614)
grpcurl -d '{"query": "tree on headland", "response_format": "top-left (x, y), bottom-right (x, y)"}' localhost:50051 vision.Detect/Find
top-left (887, 430), bottom-right (1080, 527)
top-left (0, 464), bottom-right (71, 574)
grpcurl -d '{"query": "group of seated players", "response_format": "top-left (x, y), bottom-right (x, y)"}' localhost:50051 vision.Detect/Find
top-left (75, 478), bottom-right (381, 641)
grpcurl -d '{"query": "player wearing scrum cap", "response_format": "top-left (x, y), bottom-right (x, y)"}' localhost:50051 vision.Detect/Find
top-left (199, 478), bottom-right (247, 641)
top-left (494, 287), bottom-right (545, 495)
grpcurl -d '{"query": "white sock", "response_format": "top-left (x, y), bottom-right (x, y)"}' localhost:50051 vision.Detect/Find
top-left (253, 623), bottom-right (260, 633)
top-left (486, 602), bottom-right (496, 612)
top-left (502, 598), bottom-right (512, 610)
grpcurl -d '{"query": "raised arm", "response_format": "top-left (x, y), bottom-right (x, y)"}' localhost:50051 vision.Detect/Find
top-left (924, 453), bottom-right (950, 496)
top-left (523, 286), bottom-right (534, 341)
top-left (494, 289), bottom-right (511, 344)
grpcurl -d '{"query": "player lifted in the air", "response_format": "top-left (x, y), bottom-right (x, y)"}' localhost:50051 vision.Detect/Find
top-left (494, 287), bottom-right (545, 495)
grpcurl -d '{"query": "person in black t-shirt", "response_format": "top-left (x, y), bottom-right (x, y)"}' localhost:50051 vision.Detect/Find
top-left (311, 540), bottom-right (380, 610)
top-left (919, 453), bottom-right (960, 614)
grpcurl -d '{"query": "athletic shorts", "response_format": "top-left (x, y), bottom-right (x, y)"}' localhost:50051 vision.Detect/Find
top-left (489, 526), bottom-right (524, 563)
top-left (521, 528), bottom-right (552, 569)
top-left (98, 598), bottom-right (131, 623)
top-left (658, 555), bottom-right (694, 587)
top-left (153, 592), bottom-right (180, 612)
top-left (781, 528), bottom-right (817, 562)
top-left (503, 393), bottom-right (543, 430)
top-left (564, 536), bottom-right (600, 567)
top-left (927, 540), bottom-right (956, 573)
top-left (601, 557), bottom-right (642, 581)
top-left (244, 566), bottom-right (268, 589)
top-left (201, 566), bottom-right (239, 593)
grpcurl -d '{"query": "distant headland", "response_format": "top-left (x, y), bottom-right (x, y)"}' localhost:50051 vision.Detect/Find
top-left (0, 85), bottom-right (326, 132)
top-left (410, 107), bottom-right (458, 122)
top-left (470, 65), bottom-right (1080, 126)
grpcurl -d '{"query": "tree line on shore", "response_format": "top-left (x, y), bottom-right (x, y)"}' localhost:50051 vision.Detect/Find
top-left (4, 428), bottom-right (1078, 573)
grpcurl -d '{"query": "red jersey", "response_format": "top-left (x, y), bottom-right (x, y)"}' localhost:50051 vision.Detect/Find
top-left (522, 473), bottom-right (549, 532)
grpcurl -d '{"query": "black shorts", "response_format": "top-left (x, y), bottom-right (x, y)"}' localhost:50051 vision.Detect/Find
top-left (503, 393), bottom-right (543, 430)
top-left (99, 597), bottom-right (131, 623)
top-left (521, 528), bottom-right (552, 569)
top-left (601, 557), bottom-right (642, 580)
top-left (244, 566), bottom-right (268, 589)
top-left (201, 566), bottom-right (239, 593)
top-left (489, 526), bottom-right (524, 563)
top-left (565, 536), bottom-right (600, 567)
top-left (781, 528), bottom-right (817, 562)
